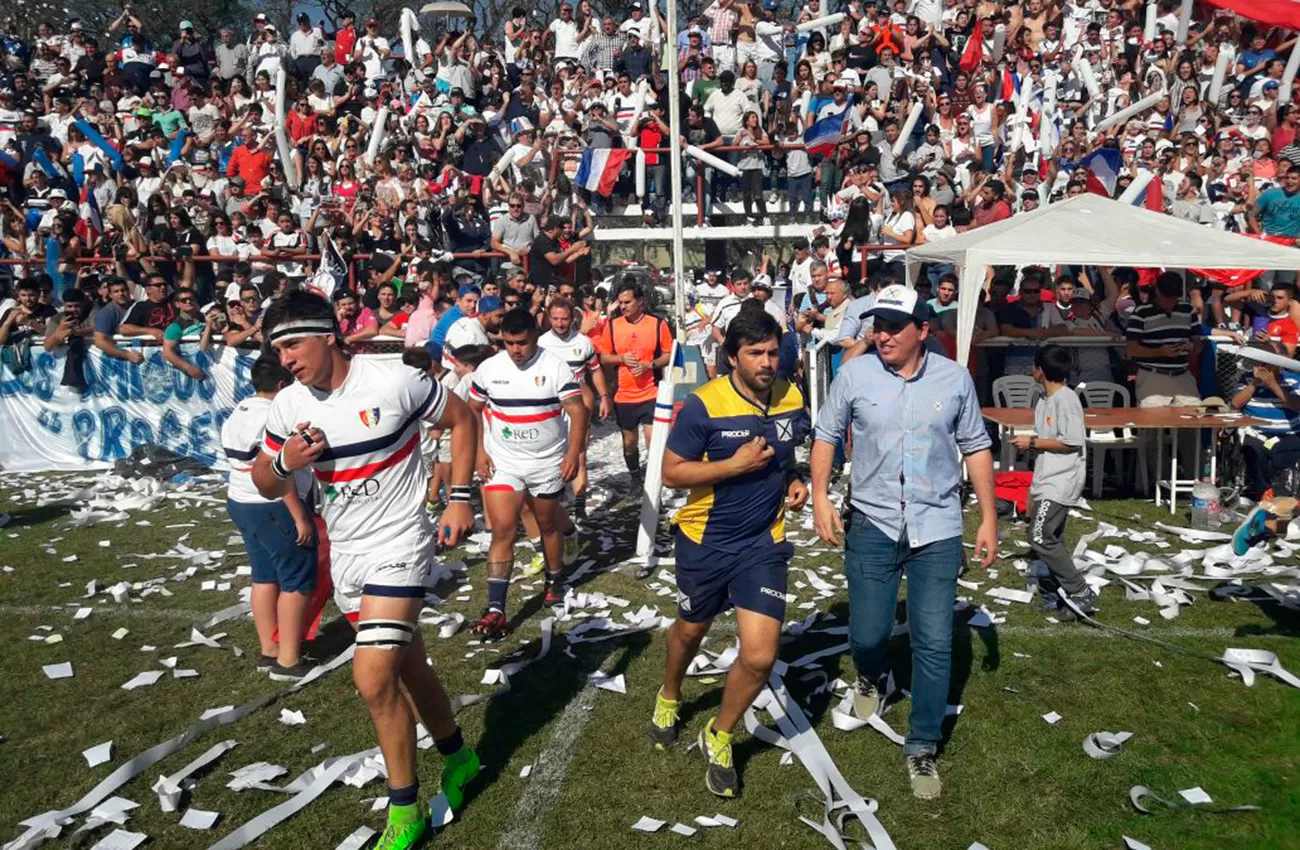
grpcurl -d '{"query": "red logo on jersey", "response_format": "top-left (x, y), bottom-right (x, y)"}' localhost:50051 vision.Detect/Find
top-left (359, 407), bottom-right (381, 427)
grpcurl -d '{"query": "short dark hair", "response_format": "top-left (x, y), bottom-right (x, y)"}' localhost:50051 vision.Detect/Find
top-left (499, 307), bottom-right (536, 336)
top-left (402, 347), bottom-right (434, 372)
top-left (262, 290), bottom-right (341, 354)
top-left (616, 279), bottom-right (644, 300)
top-left (724, 306), bottom-right (782, 357)
top-left (1272, 281), bottom-right (1295, 295)
top-left (1034, 345), bottom-right (1072, 383)
top-left (250, 353), bottom-right (294, 392)
top-left (451, 343), bottom-right (492, 368)
top-left (1155, 271), bottom-right (1184, 298)
top-left (15, 278), bottom-right (39, 293)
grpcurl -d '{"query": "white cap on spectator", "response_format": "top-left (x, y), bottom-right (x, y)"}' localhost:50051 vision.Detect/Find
top-left (224, 281), bottom-right (242, 303)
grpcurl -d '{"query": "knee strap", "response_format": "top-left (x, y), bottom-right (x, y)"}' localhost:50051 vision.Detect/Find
top-left (356, 618), bottom-right (416, 649)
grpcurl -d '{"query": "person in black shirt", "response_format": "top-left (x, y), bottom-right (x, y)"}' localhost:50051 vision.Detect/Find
top-left (460, 118), bottom-right (502, 176)
top-left (120, 275), bottom-right (178, 341)
top-left (529, 215), bottom-right (589, 290)
top-left (617, 32), bottom-right (653, 81)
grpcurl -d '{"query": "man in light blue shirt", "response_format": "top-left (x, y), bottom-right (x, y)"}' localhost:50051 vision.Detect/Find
top-left (810, 284), bottom-right (997, 802)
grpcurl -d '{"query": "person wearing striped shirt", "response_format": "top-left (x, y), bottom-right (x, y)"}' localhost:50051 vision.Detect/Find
top-left (468, 308), bottom-right (589, 639)
top-left (1125, 272), bottom-right (1202, 407)
top-left (252, 291), bottom-right (482, 848)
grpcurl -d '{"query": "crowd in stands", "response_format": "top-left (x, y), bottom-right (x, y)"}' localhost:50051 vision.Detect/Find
top-left (1, 0), bottom-right (1300, 421)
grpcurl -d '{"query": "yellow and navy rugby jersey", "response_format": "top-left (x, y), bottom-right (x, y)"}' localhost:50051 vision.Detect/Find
top-left (668, 375), bottom-right (810, 553)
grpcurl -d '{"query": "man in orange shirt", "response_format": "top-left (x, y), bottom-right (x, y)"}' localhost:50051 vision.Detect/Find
top-left (227, 133), bottom-right (273, 190)
top-left (594, 279), bottom-right (673, 475)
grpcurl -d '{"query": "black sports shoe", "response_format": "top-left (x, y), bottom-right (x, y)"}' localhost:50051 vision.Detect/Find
top-left (268, 660), bottom-right (315, 682)
top-left (256, 654), bottom-right (276, 673)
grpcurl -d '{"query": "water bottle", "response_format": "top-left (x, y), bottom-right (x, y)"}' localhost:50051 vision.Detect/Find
top-left (1191, 478), bottom-right (1220, 531)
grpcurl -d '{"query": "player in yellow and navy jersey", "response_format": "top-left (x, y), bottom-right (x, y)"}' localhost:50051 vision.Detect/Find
top-left (647, 302), bottom-right (810, 799)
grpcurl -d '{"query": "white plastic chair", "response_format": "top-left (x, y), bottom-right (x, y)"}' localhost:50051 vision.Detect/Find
top-left (993, 376), bottom-right (1043, 471)
top-left (1075, 381), bottom-right (1148, 497)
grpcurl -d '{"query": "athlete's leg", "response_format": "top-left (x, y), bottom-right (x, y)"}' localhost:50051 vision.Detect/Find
top-left (352, 595), bottom-right (424, 792)
top-left (661, 617), bottom-right (711, 701)
top-left (478, 486), bottom-right (525, 636)
top-left (621, 426), bottom-right (639, 473)
top-left (398, 627), bottom-right (458, 741)
top-left (250, 582), bottom-right (280, 659)
top-left (641, 421), bottom-right (654, 453)
top-left (714, 607), bottom-right (781, 733)
top-left (530, 494), bottom-right (567, 576)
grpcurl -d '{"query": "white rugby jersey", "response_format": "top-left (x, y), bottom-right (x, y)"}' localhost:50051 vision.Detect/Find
top-left (222, 396), bottom-right (314, 505)
top-left (537, 328), bottom-right (598, 381)
top-left (692, 281), bottom-right (730, 318)
top-left (262, 358), bottom-right (448, 556)
top-left (469, 348), bottom-right (582, 464)
top-left (441, 315), bottom-right (491, 371)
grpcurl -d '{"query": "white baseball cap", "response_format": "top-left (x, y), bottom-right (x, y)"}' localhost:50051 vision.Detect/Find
top-left (866, 284), bottom-right (930, 324)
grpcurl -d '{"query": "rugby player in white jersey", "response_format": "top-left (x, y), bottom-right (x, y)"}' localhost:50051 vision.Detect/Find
top-left (693, 269), bottom-right (730, 379)
top-left (251, 291), bottom-right (480, 850)
top-left (537, 295), bottom-right (611, 519)
top-left (468, 308), bottom-right (589, 640)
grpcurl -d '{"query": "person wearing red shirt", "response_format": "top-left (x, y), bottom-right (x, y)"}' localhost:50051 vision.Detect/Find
top-left (964, 179), bottom-right (1013, 230)
top-left (285, 98), bottom-right (316, 144)
top-left (227, 134), bottom-right (273, 189)
top-left (333, 10), bottom-right (358, 66)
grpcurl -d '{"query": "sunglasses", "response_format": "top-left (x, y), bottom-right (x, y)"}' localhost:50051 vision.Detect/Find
top-left (175, 297), bottom-right (194, 304)
top-left (874, 318), bottom-right (911, 335)
top-left (509, 203), bottom-right (523, 208)
top-left (241, 295), bottom-right (260, 303)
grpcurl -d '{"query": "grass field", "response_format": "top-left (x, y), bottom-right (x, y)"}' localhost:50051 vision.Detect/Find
top-left (2, 438), bottom-right (1299, 850)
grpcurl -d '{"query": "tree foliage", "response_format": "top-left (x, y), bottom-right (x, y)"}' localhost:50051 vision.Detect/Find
top-left (4, 0), bottom-right (258, 41)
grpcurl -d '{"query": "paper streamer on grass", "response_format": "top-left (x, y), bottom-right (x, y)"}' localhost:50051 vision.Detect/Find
top-left (152, 740), bottom-right (239, 812)
top-left (4, 647), bottom-right (354, 850)
top-left (204, 749), bottom-right (378, 850)
top-left (1093, 91), bottom-right (1164, 135)
top-left (686, 145), bottom-right (742, 178)
top-left (1129, 785), bottom-right (1260, 815)
top-left (1083, 731), bottom-right (1133, 759)
top-left (745, 674), bottom-right (897, 850)
top-left (796, 13), bottom-right (844, 33)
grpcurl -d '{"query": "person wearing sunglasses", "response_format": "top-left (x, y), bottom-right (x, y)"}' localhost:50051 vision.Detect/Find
top-left (161, 287), bottom-right (218, 381)
top-left (810, 284), bottom-right (996, 802)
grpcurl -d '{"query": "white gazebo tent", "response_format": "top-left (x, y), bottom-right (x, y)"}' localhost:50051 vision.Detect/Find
top-left (904, 193), bottom-right (1300, 366)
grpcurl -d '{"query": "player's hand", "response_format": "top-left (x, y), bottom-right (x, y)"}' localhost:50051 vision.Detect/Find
top-left (440, 500), bottom-right (473, 547)
top-left (293, 516), bottom-right (314, 547)
top-left (476, 451), bottom-right (494, 480)
top-left (127, 350), bottom-right (145, 364)
top-left (628, 360), bottom-right (647, 376)
top-left (786, 478), bottom-right (809, 511)
top-left (598, 395), bottom-right (612, 421)
top-left (974, 516), bottom-right (999, 569)
top-left (812, 493), bottom-right (843, 545)
top-left (729, 436), bottom-right (774, 475)
top-left (560, 448), bottom-right (580, 482)
top-left (282, 421), bottom-right (326, 471)
top-left (1010, 434), bottom-right (1033, 451)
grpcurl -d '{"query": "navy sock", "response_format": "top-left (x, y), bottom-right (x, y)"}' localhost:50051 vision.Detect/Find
top-left (388, 780), bottom-right (419, 807)
top-left (486, 577), bottom-right (509, 613)
top-left (435, 726), bottom-right (464, 756)
top-left (624, 449), bottom-right (640, 474)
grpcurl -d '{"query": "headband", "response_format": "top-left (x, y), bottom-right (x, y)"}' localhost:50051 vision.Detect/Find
top-left (267, 319), bottom-right (334, 343)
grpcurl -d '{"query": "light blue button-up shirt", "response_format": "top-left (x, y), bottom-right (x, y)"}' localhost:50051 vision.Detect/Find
top-left (814, 350), bottom-right (991, 547)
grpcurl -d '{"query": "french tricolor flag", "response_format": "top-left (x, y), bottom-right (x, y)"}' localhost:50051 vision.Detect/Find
top-left (1080, 148), bottom-right (1123, 197)
top-left (575, 148), bottom-right (633, 197)
top-left (804, 111), bottom-right (848, 158)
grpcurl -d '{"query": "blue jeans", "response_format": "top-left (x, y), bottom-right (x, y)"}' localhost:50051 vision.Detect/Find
top-left (844, 511), bottom-right (962, 756)
top-left (787, 172), bottom-right (814, 218)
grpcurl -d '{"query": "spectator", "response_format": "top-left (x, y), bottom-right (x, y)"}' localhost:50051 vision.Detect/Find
top-left (161, 287), bottom-right (218, 381)
top-left (491, 193), bottom-right (540, 268)
top-left (92, 277), bottom-right (144, 364)
top-left (119, 274), bottom-right (177, 340)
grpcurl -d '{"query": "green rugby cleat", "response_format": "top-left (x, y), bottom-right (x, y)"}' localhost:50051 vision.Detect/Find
top-left (441, 746), bottom-right (481, 813)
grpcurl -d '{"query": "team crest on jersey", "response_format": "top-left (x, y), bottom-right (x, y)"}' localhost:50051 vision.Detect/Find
top-left (359, 407), bottom-right (382, 427)
top-left (535, 376), bottom-right (545, 387)
top-left (775, 418), bottom-right (794, 442)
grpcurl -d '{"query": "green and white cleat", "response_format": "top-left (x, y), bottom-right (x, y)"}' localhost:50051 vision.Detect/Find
top-left (441, 746), bottom-right (481, 813)
top-left (373, 802), bottom-right (429, 850)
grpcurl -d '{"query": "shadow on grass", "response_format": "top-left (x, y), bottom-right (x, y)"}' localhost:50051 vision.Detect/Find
top-left (463, 629), bottom-right (650, 810)
top-left (1229, 597), bottom-right (1300, 638)
top-left (1, 502), bottom-right (71, 528)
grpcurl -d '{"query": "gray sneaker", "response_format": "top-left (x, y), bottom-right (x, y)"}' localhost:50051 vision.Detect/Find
top-left (852, 675), bottom-right (881, 719)
top-left (906, 753), bottom-right (942, 800)
top-left (268, 660), bottom-right (315, 682)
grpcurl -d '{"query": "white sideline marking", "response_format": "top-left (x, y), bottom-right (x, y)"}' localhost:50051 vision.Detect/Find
top-left (496, 681), bottom-right (601, 850)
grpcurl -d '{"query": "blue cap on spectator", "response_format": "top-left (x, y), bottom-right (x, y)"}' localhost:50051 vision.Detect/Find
top-left (458, 283), bottom-right (481, 297)
top-left (478, 295), bottom-right (505, 313)
top-left (763, 0), bottom-right (778, 9)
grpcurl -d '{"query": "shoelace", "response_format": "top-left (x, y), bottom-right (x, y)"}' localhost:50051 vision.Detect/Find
top-left (909, 755), bottom-right (937, 777)
top-left (652, 701), bottom-right (678, 729)
top-left (707, 731), bottom-right (733, 770)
